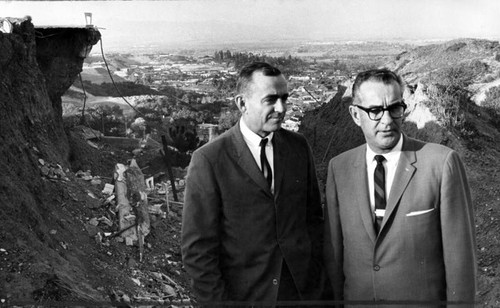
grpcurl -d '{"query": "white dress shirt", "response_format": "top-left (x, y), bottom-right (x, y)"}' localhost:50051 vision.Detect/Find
top-left (240, 120), bottom-right (275, 193)
top-left (366, 135), bottom-right (403, 218)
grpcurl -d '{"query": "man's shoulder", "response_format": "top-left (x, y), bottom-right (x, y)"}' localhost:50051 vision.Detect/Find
top-left (331, 144), bottom-right (365, 164)
top-left (276, 128), bottom-right (308, 144)
top-left (405, 136), bottom-right (455, 157)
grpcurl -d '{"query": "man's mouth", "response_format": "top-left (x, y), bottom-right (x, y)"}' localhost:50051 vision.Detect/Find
top-left (378, 129), bottom-right (394, 135)
top-left (268, 116), bottom-right (283, 121)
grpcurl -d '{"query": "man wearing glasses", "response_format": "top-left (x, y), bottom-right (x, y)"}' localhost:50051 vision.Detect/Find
top-left (323, 69), bottom-right (476, 306)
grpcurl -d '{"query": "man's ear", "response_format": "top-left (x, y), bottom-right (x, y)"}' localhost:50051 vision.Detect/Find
top-left (349, 105), bottom-right (362, 127)
top-left (235, 95), bottom-right (245, 113)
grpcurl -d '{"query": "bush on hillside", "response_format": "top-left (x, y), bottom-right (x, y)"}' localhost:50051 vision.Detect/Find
top-left (424, 63), bottom-right (485, 131)
top-left (423, 83), bottom-right (469, 129)
top-left (483, 86), bottom-right (500, 110)
top-left (428, 61), bottom-right (488, 89)
top-left (218, 106), bottom-right (240, 130)
top-left (482, 85), bottom-right (500, 128)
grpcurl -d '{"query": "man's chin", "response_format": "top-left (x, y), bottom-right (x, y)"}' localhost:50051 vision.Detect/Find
top-left (265, 120), bottom-right (283, 130)
top-left (378, 137), bottom-right (399, 149)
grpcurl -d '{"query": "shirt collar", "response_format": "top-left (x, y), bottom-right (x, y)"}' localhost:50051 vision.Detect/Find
top-left (366, 134), bottom-right (403, 163)
top-left (240, 119), bottom-right (274, 147)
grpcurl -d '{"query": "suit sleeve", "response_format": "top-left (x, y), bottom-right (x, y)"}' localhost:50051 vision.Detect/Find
top-left (181, 150), bottom-right (226, 303)
top-left (323, 159), bottom-right (345, 301)
top-left (440, 150), bottom-right (477, 303)
top-left (306, 141), bottom-right (324, 258)
top-left (298, 138), bottom-right (329, 300)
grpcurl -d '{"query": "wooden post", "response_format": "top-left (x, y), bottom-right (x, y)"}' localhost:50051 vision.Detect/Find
top-left (164, 182), bottom-right (170, 215)
top-left (113, 160), bottom-right (151, 262)
top-left (114, 163), bottom-right (137, 242)
top-left (127, 159), bottom-right (150, 262)
top-left (161, 135), bottom-right (178, 202)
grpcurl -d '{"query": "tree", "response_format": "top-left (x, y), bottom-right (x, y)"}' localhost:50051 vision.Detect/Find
top-left (218, 109), bottom-right (240, 130)
top-left (85, 105), bottom-right (126, 136)
top-left (131, 117), bottom-right (147, 138)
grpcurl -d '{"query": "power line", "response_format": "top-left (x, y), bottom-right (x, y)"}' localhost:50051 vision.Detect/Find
top-left (98, 37), bottom-right (145, 117)
top-left (78, 72), bottom-right (87, 124)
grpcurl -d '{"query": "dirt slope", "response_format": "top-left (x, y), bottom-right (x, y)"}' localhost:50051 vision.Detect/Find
top-left (0, 18), bottom-right (192, 306)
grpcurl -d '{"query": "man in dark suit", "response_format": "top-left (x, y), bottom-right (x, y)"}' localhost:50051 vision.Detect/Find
top-left (181, 62), bottom-right (325, 306)
top-left (323, 68), bottom-right (477, 306)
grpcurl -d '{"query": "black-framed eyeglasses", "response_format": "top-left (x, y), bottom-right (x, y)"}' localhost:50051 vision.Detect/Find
top-left (353, 101), bottom-right (407, 121)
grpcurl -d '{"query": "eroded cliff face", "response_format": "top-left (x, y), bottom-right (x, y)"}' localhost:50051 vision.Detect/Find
top-left (0, 18), bottom-right (65, 165)
top-left (0, 17), bottom-right (101, 302)
top-left (36, 26), bottom-right (101, 118)
top-left (0, 18), bottom-right (100, 166)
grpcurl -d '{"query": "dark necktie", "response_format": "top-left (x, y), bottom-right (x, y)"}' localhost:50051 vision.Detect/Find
top-left (374, 155), bottom-right (386, 234)
top-left (260, 138), bottom-right (272, 188)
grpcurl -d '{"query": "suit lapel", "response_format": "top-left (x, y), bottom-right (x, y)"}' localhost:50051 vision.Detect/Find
top-left (230, 123), bottom-right (273, 196)
top-left (352, 145), bottom-right (377, 243)
top-left (380, 135), bottom-right (416, 232)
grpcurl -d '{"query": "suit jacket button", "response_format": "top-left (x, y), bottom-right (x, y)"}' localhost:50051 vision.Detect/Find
top-left (273, 278), bottom-right (278, 285)
top-left (374, 265), bottom-right (380, 271)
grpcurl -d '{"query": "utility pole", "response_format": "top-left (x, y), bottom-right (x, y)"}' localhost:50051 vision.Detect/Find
top-left (101, 112), bottom-right (104, 134)
top-left (161, 135), bottom-right (178, 201)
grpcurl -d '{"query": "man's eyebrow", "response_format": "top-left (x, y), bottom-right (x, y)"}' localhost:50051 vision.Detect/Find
top-left (263, 93), bottom-right (289, 100)
top-left (363, 105), bottom-right (383, 109)
top-left (365, 101), bottom-right (403, 109)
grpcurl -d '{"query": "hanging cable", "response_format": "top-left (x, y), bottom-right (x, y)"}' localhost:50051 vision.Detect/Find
top-left (99, 37), bottom-right (145, 117)
top-left (79, 72), bottom-right (87, 125)
top-left (303, 86), bottom-right (321, 104)
top-left (77, 72), bottom-right (102, 139)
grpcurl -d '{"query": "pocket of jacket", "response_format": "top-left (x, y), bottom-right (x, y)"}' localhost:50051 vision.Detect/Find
top-left (406, 208), bottom-right (435, 217)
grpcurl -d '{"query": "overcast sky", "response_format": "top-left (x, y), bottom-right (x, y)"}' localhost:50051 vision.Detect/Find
top-left (3, 0), bottom-right (500, 51)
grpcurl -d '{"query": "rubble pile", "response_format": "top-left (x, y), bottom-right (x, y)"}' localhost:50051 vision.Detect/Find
top-left (33, 151), bottom-right (192, 306)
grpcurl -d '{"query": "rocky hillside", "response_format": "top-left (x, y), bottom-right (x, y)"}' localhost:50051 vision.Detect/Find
top-left (386, 38), bottom-right (500, 105)
top-left (1, 18), bottom-right (193, 307)
top-left (300, 38), bottom-right (500, 307)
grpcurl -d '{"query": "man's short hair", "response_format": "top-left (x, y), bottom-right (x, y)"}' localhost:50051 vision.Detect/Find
top-left (236, 62), bottom-right (282, 95)
top-left (352, 69), bottom-right (404, 104)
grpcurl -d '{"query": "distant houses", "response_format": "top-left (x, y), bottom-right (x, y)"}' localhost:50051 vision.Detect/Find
top-left (81, 52), bottom-right (350, 140)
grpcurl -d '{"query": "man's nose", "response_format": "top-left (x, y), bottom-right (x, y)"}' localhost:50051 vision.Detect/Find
top-left (379, 108), bottom-right (393, 124)
top-left (274, 99), bottom-right (286, 113)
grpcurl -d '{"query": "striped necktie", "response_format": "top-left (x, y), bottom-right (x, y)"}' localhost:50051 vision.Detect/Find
top-left (260, 138), bottom-right (272, 188)
top-left (374, 155), bottom-right (386, 233)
